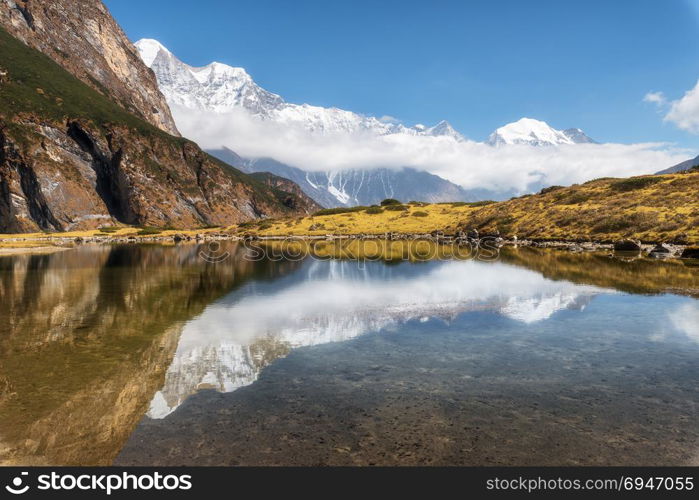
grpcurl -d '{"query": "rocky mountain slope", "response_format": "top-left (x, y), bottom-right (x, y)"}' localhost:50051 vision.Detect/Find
top-left (0, 0), bottom-right (178, 135)
top-left (0, 6), bottom-right (317, 233)
top-left (656, 154), bottom-right (699, 175)
top-left (208, 148), bottom-right (476, 207)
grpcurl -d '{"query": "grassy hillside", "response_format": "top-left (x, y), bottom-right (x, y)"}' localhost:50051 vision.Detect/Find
top-left (0, 26), bottom-right (160, 136)
top-left (242, 171), bottom-right (699, 244)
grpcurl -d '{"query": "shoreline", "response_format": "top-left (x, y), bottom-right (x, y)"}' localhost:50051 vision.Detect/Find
top-left (0, 245), bottom-right (73, 256)
top-left (0, 231), bottom-right (696, 261)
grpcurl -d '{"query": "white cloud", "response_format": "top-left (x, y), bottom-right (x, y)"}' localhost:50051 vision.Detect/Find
top-left (378, 115), bottom-right (400, 124)
top-left (643, 91), bottom-right (667, 107)
top-left (669, 303), bottom-right (699, 343)
top-left (175, 105), bottom-right (688, 195)
top-left (664, 79), bottom-right (699, 134)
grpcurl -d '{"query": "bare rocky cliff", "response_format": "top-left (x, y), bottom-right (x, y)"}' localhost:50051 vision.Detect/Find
top-left (249, 171), bottom-right (321, 214)
top-left (0, 0), bottom-right (178, 135)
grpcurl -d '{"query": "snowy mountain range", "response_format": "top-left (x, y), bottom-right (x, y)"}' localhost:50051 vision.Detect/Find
top-left (136, 38), bottom-right (466, 141)
top-left (136, 38), bottom-right (596, 206)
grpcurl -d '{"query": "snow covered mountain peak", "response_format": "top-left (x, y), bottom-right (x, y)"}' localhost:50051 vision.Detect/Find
top-left (426, 120), bottom-right (463, 140)
top-left (136, 38), bottom-right (466, 139)
top-left (487, 117), bottom-right (595, 147)
top-left (134, 39), bottom-right (171, 67)
top-left (135, 38), bottom-right (282, 113)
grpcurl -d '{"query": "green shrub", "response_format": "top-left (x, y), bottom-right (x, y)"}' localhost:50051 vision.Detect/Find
top-left (539, 185), bottom-right (564, 195)
top-left (467, 200), bottom-right (497, 207)
top-left (412, 211), bottom-right (429, 217)
top-left (380, 198), bottom-right (401, 206)
top-left (584, 177), bottom-right (615, 184)
top-left (384, 204), bottom-right (409, 211)
top-left (98, 226), bottom-right (119, 233)
top-left (313, 206), bottom-right (366, 216)
top-left (560, 192), bottom-right (592, 205)
top-left (365, 206), bottom-right (384, 214)
top-left (610, 177), bottom-right (664, 192)
top-left (136, 226), bottom-right (162, 236)
top-left (591, 212), bottom-right (658, 233)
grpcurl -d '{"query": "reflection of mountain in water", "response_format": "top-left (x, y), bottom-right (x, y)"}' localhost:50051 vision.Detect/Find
top-left (0, 243), bottom-right (300, 465)
top-left (149, 259), bottom-right (608, 418)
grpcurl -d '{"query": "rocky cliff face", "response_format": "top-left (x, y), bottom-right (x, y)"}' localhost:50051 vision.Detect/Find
top-left (0, 8), bottom-right (316, 233)
top-left (0, 116), bottom-right (309, 232)
top-left (248, 171), bottom-right (321, 213)
top-left (0, 0), bottom-right (178, 135)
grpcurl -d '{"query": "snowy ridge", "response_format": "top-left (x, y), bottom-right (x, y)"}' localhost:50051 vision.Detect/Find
top-left (487, 118), bottom-right (595, 147)
top-left (135, 39), bottom-right (465, 140)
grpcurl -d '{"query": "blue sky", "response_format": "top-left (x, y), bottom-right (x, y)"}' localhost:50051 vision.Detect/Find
top-left (105, 0), bottom-right (699, 149)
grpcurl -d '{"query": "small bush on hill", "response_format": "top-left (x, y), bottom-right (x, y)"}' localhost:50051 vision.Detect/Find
top-left (610, 177), bottom-right (664, 192)
top-left (380, 198), bottom-right (401, 206)
top-left (539, 186), bottom-right (564, 195)
top-left (560, 192), bottom-right (593, 205)
top-left (313, 206), bottom-right (366, 216)
top-left (136, 227), bottom-right (162, 236)
top-left (467, 200), bottom-right (497, 207)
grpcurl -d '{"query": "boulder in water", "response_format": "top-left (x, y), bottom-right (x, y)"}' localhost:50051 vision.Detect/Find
top-left (614, 239), bottom-right (641, 252)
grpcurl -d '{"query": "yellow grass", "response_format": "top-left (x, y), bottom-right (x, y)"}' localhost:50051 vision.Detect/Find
top-left (245, 203), bottom-right (479, 237)
top-left (240, 172), bottom-right (699, 244)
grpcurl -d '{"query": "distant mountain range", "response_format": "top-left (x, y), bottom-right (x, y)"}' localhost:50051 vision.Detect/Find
top-left (208, 147), bottom-right (483, 207)
top-left (137, 39), bottom-right (597, 207)
top-left (656, 154), bottom-right (699, 175)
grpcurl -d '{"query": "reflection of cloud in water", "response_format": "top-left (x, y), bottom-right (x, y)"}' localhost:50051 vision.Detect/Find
top-left (148, 260), bottom-right (608, 418)
top-left (669, 303), bottom-right (699, 343)
top-left (502, 294), bottom-right (591, 324)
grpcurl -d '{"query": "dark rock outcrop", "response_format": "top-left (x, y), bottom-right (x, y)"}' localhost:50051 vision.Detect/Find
top-left (248, 172), bottom-right (321, 215)
top-left (680, 247), bottom-right (699, 259)
top-left (614, 239), bottom-right (642, 252)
